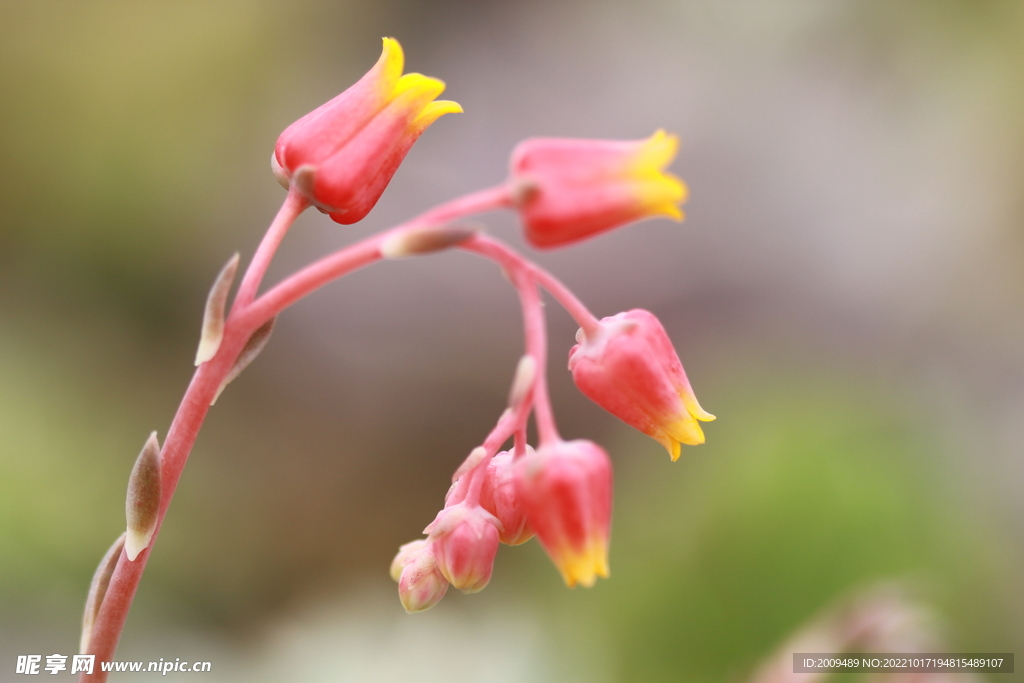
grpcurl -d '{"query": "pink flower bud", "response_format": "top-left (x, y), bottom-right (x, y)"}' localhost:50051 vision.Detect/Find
top-left (568, 309), bottom-right (714, 461)
top-left (478, 450), bottom-right (534, 546)
top-left (427, 503), bottom-right (500, 593)
top-left (515, 440), bottom-right (612, 588)
top-left (509, 130), bottom-right (687, 248)
top-left (273, 38), bottom-right (462, 224)
top-left (391, 539), bottom-right (448, 613)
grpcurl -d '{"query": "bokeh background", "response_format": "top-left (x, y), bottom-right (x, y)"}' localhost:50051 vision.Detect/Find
top-left (1, 0), bottom-right (1022, 681)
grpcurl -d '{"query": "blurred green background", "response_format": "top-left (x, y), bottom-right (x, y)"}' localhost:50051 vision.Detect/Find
top-left (1, 0), bottom-right (1022, 681)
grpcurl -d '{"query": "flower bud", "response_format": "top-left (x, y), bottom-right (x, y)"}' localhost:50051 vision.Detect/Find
top-left (509, 129), bottom-right (686, 248)
top-left (273, 38), bottom-right (461, 224)
top-left (479, 450), bottom-right (533, 545)
top-left (515, 439), bottom-right (612, 587)
top-left (393, 541), bottom-right (448, 613)
top-left (568, 309), bottom-right (714, 461)
top-left (427, 503), bottom-right (500, 593)
top-left (390, 538), bottom-right (430, 582)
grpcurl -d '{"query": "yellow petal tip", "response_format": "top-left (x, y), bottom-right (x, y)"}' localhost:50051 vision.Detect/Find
top-left (668, 439), bottom-right (681, 461)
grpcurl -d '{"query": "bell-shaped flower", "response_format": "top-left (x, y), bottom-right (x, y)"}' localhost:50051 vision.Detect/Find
top-left (390, 539), bottom-right (448, 613)
top-left (514, 439), bottom-right (612, 588)
top-left (426, 503), bottom-right (501, 593)
top-left (568, 309), bottom-right (714, 461)
top-left (509, 129), bottom-right (686, 248)
top-left (273, 37), bottom-right (462, 224)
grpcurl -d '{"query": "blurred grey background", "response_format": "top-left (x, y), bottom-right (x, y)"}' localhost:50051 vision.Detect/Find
top-left (1, 1), bottom-right (1021, 681)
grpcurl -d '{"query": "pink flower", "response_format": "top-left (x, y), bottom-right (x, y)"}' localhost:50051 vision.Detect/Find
top-left (568, 309), bottom-right (714, 461)
top-left (273, 38), bottom-right (461, 224)
top-left (426, 503), bottom-right (501, 593)
top-left (509, 130), bottom-right (687, 248)
top-left (390, 539), bottom-right (448, 613)
top-left (515, 440), bottom-right (612, 587)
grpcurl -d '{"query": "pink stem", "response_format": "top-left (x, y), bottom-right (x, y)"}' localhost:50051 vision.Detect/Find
top-left (460, 234), bottom-right (601, 338)
top-left (80, 185), bottom-right (517, 681)
top-left (462, 409), bottom-right (519, 506)
top-left (235, 189), bottom-right (309, 306)
top-left (81, 321), bottom-right (252, 682)
top-left (246, 185), bottom-right (514, 326)
top-left (514, 274), bottom-right (560, 445)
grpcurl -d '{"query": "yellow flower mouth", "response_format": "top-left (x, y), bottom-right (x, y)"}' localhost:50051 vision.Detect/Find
top-left (629, 129), bottom-right (688, 221)
top-left (379, 38), bottom-right (463, 131)
top-left (554, 536), bottom-right (610, 588)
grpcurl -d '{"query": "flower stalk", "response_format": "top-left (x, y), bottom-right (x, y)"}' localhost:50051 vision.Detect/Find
top-left (77, 37), bottom-right (709, 680)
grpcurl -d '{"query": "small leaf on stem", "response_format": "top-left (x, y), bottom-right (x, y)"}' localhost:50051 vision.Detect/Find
top-left (125, 432), bottom-right (162, 561)
top-left (211, 316), bottom-right (277, 405)
top-left (195, 253), bottom-right (241, 366)
top-left (380, 224), bottom-right (479, 259)
top-left (507, 354), bottom-right (536, 410)
top-left (80, 532), bottom-right (125, 654)
top-left (452, 446), bottom-right (487, 483)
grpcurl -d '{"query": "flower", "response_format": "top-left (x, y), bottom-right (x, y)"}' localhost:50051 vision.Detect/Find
top-left (568, 309), bottom-right (714, 461)
top-left (509, 129), bottom-right (687, 248)
top-left (426, 503), bottom-right (501, 593)
top-left (390, 539), bottom-right (449, 613)
top-left (273, 37), bottom-right (462, 224)
top-left (515, 439), bottom-right (612, 587)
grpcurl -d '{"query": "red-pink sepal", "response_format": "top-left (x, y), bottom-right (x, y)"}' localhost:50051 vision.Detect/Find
top-left (568, 309), bottom-right (714, 461)
top-left (272, 38), bottom-right (461, 224)
top-left (426, 503), bottom-right (501, 593)
top-left (514, 439), bottom-right (612, 587)
top-left (509, 130), bottom-right (686, 248)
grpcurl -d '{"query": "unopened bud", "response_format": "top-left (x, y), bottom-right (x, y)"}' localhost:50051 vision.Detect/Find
top-left (195, 253), bottom-right (240, 365)
top-left (429, 504), bottom-right (501, 593)
top-left (80, 532), bottom-right (125, 654)
top-left (397, 543), bottom-right (448, 613)
top-left (507, 355), bottom-right (536, 409)
top-left (125, 432), bottom-right (162, 561)
top-left (380, 224), bottom-right (478, 259)
top-left (480, 449), bottom-right (534, 546)
top-left (390, 538), bottom-right (430, 582)
top-left (212, 316), bottom-right (276, 405)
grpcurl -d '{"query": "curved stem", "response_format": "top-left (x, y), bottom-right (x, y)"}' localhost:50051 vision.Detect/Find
top-left (516, 274), bottom-right (560, 445)
top-left (81, 325), bottom-right (249, 681)
top-left (235, 189), bottom-right (309, 306)
top-left (460, 234), bottom-right (601, 337)
top-left (246, 184), bottom-right (513, 327)
top-left (80, 186), bottom-right (518, 681)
